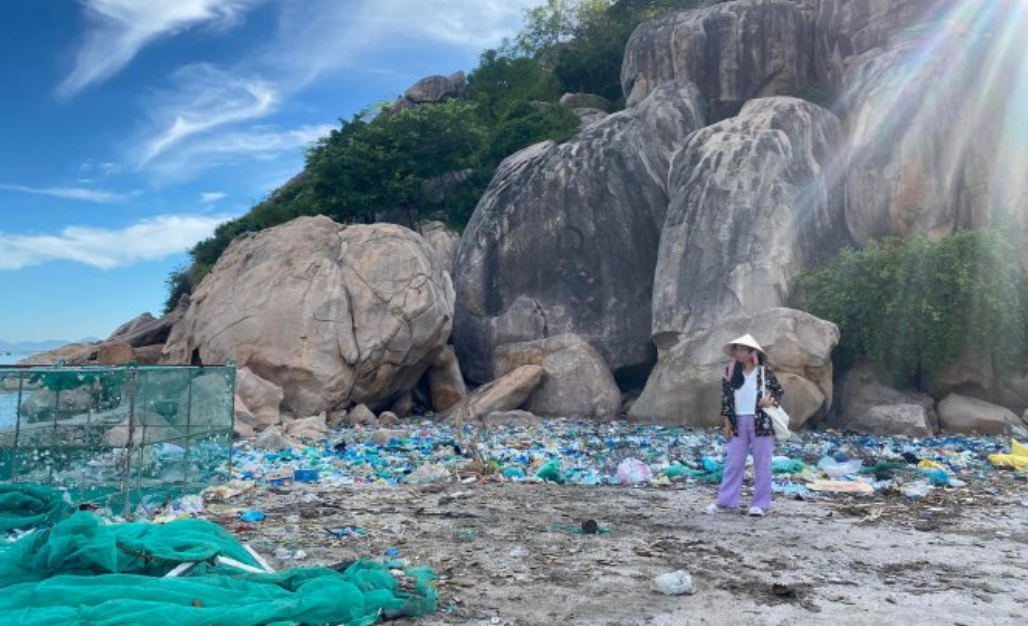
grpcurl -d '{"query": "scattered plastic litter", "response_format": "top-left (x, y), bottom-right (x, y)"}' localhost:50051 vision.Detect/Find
top-left (615, 458), bottom-right (653, 485)
top-left (663, 464), bottom-right (688, 479)
top-left (536, 459), bottom-right (567, 484)
top-left (202, 481), bottom-right (255, 502)
top-left (272, 548), bottom-right (307, 560)
top-left (924, 468), bottom-right (952, 487)
top-left (808, 480), bottom-right (875, 494)
top-left (239, 510), bottom-right (265, 523)
top-left (988, 440), bottom-right (1028, 470)
top-left (818, 458), bottom-right (864, 480)
top-left (902, 482), bottom-right (932, 499)
top-left (292, 469), bottom-right (320, 483)
top-left (772, 458), bottom-right (806, 474)
top-left (329, 526), bottom-right (369, 540)
top-left (217, 419), bottom-right (1017, 499)
top-left (407, 463), bottom-right (451, 485)
top-left (652, 570), bottom-right (695, 596)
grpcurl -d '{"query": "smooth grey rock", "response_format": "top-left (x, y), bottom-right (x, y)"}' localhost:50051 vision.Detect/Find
top-left (834, 363), bottom-right (939, 434)
top-left (655, 97), bottom-right (848, 342)
top-left (452, 81), bottom-right (706, 383)
top-left (622, 0), bottom-right (814, 118)
top-left (631, 309), bottom-right (838, 427)
top-left (493, 334), bottom-right (620, 419)
top-left (938, 393), bottom-right (1027, 437)
top-left (444, 365), bottom-right (546, 423)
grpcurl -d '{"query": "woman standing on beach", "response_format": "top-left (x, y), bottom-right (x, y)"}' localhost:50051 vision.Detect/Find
top-left (706, 334), bottom-right (784, 517)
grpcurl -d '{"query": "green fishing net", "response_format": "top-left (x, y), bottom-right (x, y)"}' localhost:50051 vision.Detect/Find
top-left (0, 483), bottom-right (74, 533)
top-left (0, 485), bottom-right (436, 626)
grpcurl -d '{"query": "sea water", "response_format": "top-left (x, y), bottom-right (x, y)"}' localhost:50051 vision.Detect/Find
top-left (0, 390), bottom-right (19, 429)
top-left (0, 353), bottom-right (32, 429)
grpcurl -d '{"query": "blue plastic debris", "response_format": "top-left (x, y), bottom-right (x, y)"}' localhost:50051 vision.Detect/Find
top-left (293, 469), bottom-right (320, 483)
top-left (239, 510), bottom-right (265, 523)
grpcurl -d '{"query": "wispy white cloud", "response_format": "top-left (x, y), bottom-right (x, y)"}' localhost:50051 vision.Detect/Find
top-left (133, 0), bottom-right (536, 179)
top-left (182, 124), bottom-right (330, 159)
top-left (0, 214), bottom-right (231, 271)
top-left (138, 64), bottom-right (279, 166)
top-left (146, 123), bottom-right (330, 182)
top-left (0, 183), bottom-right (130, 203)
top-left (259, 0), bottom-right (539, 82)
top-left (200, 191), bottom-right (227, 203)
top-left (74, 159), bottom-right (121, 184)
top-left (58, 0), bottom-right (266, 97)
top-left (360, 0), bottom-right (542, 49)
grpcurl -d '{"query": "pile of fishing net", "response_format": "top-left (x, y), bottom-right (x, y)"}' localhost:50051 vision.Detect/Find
top-left (0, 484), bottom-right (436, 626)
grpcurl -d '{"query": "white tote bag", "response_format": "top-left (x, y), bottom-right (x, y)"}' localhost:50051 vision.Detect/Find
top-left (762, 366), bottom-right (792, 441)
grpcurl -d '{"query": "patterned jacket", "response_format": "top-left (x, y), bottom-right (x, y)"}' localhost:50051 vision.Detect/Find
top-left (720, 364), bottom-right (785, 438)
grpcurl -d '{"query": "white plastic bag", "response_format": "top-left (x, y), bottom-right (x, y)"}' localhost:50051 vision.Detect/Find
top-left (615, 458), bottom-right (653, 485)
top-left (762, 366), bottom-right (792, 440)
top-left (652, 570), bottom-right (695, 596)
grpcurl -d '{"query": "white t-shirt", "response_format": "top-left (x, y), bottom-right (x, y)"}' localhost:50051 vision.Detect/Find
top-left (733, 367), bottom-right (759, 415)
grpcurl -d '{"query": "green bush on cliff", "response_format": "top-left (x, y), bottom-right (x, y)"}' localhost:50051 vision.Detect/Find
top-left (505, 0), bottom-right (700, 104)
top-left (304, 100), bottom-right (489, 225)
top-left (799, 230), bottom-right (1028, 390)
top-left (556, 0), bottom-right (700, 103)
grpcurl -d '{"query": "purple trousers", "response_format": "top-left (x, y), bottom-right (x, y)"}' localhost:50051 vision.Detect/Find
top-left (717, 414), bottom-right (774, 511)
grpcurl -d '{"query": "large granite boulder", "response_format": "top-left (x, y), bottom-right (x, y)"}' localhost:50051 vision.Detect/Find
top-left (390, 72), bottom-right (467, 113)
top-left (855, 404), bottom-right (934, 439)
top-left (452, 81), bottom-right (706, 383)
top-left (559, 93), bottom-right (611, 112)
top-left (654, 97), bottom-right (848, 343)
top-left (572, 108), bottom-right (610, 126)
top-left (630, 309), bottom-right (838, 428)
top-left (107, 297), bottom-right (188, 348)
top-left (833, 363), bottom-right (938, 435)
top-left (235, 368), bottom-right (284, 431)
top-left (19, 386), bottom-right (94, 421)
top-left (938, 393), bottom-right (1027, 437)
top-left (234, 396), bottom-right (257, 439)
top-left (96, 343), bottom-right (134, 365)
top-left (621, 0), bottom-right (814, 118)
top-left (493, 334), bottom-right (620, 419)
top-left (842, 9), bottom-right (1028, 252)
top-left (444, 365), bottom-right (546, 423)
top-left (108, 313), bottom-right (156, 341)
top-left (420, 221), bottom-right (461, 275)
top-left (428, 345), bottom-right (467, 413)
top-left (163, 217), bottom-right (454, 416)
top-left (132, 345), bottom-right (164, 365)
top-left (406, 72), bottom-right (467, 104)
top-left (813, 0), bottom-right (939, 94)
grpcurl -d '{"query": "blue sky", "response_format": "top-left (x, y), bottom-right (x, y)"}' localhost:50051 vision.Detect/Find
top-left (0, 0), bottom-right (537, 342)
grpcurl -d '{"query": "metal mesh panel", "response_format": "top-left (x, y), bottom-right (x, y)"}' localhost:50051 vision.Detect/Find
top-left (0, 364), bottom-right (235, 510)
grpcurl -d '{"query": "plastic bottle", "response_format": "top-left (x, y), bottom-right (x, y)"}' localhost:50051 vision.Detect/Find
top-left (651, 571), bottom-right (695, 596)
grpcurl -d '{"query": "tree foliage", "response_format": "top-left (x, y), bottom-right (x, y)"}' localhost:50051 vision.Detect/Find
top-left (515, 0), bottom-right (701, 103)
top-left (799, 230), bottom-right (1028, 390)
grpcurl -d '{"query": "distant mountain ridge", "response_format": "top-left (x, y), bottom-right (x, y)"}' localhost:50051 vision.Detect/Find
top-left (0, 338), bottom-right (100, 353)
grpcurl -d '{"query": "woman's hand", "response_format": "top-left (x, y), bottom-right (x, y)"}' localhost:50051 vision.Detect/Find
top-left (758, 397), bottom-right (777, 409)
top-left (722, 419), bottom-right (733, 442)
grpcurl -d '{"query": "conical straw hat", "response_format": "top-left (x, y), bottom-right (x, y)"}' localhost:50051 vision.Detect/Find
top-left (722, 334), bottom-right (765, 357)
